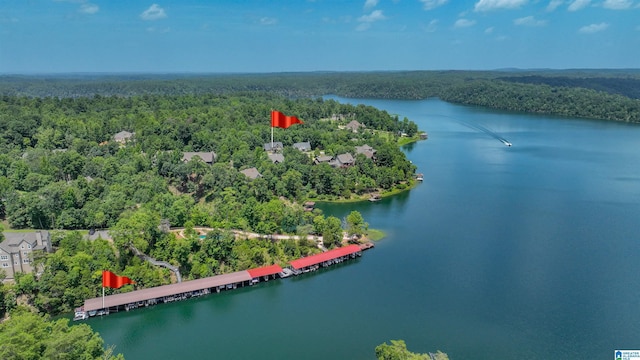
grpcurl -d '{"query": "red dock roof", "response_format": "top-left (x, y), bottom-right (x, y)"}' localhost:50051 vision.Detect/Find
top-left (247, 264), bottom-right (283, 278)
top-left (289, 245), bottom-right (361, 270)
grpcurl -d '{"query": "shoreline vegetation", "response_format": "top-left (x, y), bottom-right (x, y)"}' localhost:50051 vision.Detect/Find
top-left (308, 133), bottom-right (424, 204)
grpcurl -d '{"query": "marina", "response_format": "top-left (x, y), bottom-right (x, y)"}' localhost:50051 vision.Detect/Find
top-left (75, 244), bottom-right (367, 320)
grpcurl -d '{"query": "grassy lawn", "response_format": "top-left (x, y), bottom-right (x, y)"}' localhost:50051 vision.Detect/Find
top-left (397, 135), bottom-right (422, 147)
top-left (365, 228), bottom-right (386, 241)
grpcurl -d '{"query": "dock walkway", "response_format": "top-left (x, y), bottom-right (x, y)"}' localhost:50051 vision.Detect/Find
top-left (84, 271), bottom-right (250, 312)
top-left (78, 245), bottom-right (368, 319)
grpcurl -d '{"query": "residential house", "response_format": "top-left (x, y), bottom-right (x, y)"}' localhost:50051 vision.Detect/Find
top-left (314, 155), bottom-right (333, 165)
top-left (182, 151), bottom-right (217, 164)
top-left (292, 141), bottom-right (312, 152)
top-left (355, 144), bottom-right (376, 159)
top-left (330, 113), bottom-right (355, 121)
top-left (330, 153), bottom-right (355, 168)
top-left (113, 130), bottom-right (134, 144)
top-left (0, 231), bottom-right (52, 280)
top-left (267, 153), bottom-right (285, 164)
top-left (240, 167), bottom-right (262, 180)
top-left (345, 120), bottom-right (365, 133)
top-left (263, 142), bottom-right (283, 152)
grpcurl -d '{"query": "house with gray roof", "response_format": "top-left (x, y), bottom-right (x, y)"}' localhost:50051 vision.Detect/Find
top-left (1, 231), bottom-right (52, 280)
top-left (240, 167), bottom-right (262, 180)
top-left (345, 120), bottom-right (365, 133)
top-left (314, 155), bottom-right (333, 165)
top-left (263, 142), bottom-right (283, 152)
top-left (330, 153), bottom-right (355, 168)
top-left (268, 153), bottom-right (285, 164)
top-left (182, 151), bottom-right (217, 164)
top-left (114, 130), bottom-right (134, 144)
top-left (293, 142), bottom-right (311, 152)
top-left (355, 144), bottom-right (376, 159)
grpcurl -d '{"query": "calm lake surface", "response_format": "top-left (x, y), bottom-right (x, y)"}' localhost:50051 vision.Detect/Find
top-left (88, 97), bottom-right (640, 359)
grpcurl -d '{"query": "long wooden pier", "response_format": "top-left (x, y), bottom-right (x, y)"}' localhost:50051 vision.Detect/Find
top-left (75, 245), bottom-right (368, 320)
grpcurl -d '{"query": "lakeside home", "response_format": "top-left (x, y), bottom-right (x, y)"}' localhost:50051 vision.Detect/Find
top-left (1, 231), bottom-right (53, 280)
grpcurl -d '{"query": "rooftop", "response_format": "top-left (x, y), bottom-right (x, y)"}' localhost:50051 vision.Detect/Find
top-left (247, 264), bottom-right (283, 278)
top-left (84, 270), bottom-right (252, 311)
top-left (289, 245), bottom-right (361, 270)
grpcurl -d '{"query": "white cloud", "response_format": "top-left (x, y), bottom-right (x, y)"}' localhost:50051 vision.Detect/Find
top-left (423, 19), bottom-right (439, 32)
top-left (454, 18), bottom-right (476, 27)
top-left (79, 3), bottom-right (99, 14)
top-left (356, 10), bottom-right (385, 31)
top-left (54, 0), bottom-right (99, 15)
top-left (602, 0), bottom-right (633, 9)
top-left (474, 0), bottom-right (528, 11)
top-left (260, 17), bottom-right (278, 25)
top-left (579, 22), bottom-right (608, 33)
top-left (568, 0), bottom-right (590, 11)
top-left (485, 26), bottom-right (494, 33)
top-left (546, 0), bottom-right (564, 11)
top-left (358, 9), bottom-right (386, 22)
top-left (140, 4), bottom-right (167, 21)
top-left (420, 0), bottom-right (449, 10)
top-left (364, 0), bottom-right (378, 9)
top-left (514, 16), bottom-right (547, 26)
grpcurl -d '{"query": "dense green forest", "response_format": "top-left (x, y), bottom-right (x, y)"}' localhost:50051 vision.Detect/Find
top-left (0, 307), bottom-right (124, 359)
top-left (0, 92), bottom-right (415, 317)
top-left (2, 69), bottom-right (639, 122)
top-left (0, 93), bottom-right (416, 231)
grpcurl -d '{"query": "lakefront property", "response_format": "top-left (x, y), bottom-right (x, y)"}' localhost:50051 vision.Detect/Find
top-left (0, 231), bottom-right (52, 280)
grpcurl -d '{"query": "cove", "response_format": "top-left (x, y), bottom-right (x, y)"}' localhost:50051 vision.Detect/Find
top-left (88, 97), bottom-right (640, 359)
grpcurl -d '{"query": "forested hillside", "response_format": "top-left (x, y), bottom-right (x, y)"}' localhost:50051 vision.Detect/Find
top-left (2, 70), bottom-right (639, 122)
top-left (0, 93), bottom-right (415, 231)
top-left (0, 92), bottom-right (417, 316)
top-left (498, 75), bottom-right (640, 99)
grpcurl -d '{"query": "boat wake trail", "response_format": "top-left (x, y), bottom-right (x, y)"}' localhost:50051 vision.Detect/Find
top-left (458, 121), bottom-right (511, 146)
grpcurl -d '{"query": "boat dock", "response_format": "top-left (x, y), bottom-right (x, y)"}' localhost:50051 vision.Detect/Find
top-left (289, 244), bottom-right (362, 274)
top-left (359, 242), bottom-right (375, 251)
top-left (76, 246), bottom-right (365, 320)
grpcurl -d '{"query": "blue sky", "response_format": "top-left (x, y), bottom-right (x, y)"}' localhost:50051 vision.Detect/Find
top-left (0, 0), bottom-right (638, 73)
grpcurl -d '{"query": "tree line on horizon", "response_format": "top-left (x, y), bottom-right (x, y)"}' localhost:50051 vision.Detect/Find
top-left (1, 69), bottom-right (639, 123)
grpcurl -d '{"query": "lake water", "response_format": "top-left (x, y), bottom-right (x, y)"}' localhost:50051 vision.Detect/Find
top-left (87, 97), bottom-right (640, 359)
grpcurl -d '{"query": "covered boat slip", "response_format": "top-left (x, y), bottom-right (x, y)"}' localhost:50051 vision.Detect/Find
top-left (84, 270), bottom-right (252, 312)
top-left (289, 244), bottom-right (362, 271)
top-left (79, 245), bottom-right (367, 317)
top-left (247, 264), bottom-right (283, 284)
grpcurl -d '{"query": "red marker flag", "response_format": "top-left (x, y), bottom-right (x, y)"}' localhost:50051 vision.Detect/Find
top-left (102, 270), bottom-right (135, 289)
top-left (271, 110), bottom-right (303, 129)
